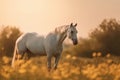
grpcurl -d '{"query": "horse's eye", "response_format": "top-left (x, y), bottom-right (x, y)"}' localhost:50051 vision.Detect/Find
top-left (71, 31), bottom-right (73, 34)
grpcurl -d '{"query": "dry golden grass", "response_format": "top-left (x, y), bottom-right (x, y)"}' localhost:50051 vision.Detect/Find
top-left (0, 53), bottom-right (120, 80)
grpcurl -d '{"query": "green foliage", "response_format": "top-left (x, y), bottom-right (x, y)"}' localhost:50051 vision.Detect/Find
top-left (0, 26), bottom-right (22, 57)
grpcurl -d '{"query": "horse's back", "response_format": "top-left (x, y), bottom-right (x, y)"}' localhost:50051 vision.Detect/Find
top-left (16, 32), bottom-right (37, 45)
top-left (16, 32), bottom-right (45, 54)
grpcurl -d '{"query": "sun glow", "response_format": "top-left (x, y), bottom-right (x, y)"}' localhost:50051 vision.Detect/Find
top-left (0, 0), bottom-right (120, 37)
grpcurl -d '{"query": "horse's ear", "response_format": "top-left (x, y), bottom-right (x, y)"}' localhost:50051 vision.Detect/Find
top-left (70, 23), bottom-right (73, 27)
top-left (74, 23), bottom-right (77, 27)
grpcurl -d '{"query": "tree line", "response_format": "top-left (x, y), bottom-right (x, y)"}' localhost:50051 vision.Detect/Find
top-left (0, 26), bottom-right (22, 57)
top-left (0, 19), bottom-right (120, 57)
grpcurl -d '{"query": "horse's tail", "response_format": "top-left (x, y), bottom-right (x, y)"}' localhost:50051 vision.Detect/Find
top-left (11, 44), bottom-right (17, 68)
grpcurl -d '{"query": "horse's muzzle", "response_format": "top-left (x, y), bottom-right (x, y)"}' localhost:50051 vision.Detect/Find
top-left (72, 39), bottom-right (78, 45)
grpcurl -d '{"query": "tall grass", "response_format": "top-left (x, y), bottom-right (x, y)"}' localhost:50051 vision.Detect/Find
top-left (0, 53), bottom-right (120, 80)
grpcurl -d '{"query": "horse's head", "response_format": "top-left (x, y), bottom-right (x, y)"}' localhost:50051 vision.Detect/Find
top-left (67, 23), bottom-right (78, 45)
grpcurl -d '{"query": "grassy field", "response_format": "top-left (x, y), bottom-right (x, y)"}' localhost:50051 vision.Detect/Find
top-left (0, 53), bottom-right (120, 80)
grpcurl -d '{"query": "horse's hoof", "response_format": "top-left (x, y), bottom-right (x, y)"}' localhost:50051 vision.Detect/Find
top-left (48, 68), bottom-right (51, 72)
top-left (48, 69), bottom-right (51, 72)
top-left (53, 67), bottom-right (57, 70)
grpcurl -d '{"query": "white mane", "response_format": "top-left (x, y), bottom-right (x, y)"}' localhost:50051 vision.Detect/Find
top-left (54, 25), bottom-right (69, 34)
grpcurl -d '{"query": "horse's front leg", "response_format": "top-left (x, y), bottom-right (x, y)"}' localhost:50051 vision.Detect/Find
top-left (53, 54), bottom-right (61, 70)
top-left (47, 55), bottom-right (52, 72)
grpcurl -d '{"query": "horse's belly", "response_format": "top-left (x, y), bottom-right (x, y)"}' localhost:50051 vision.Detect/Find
top-left (26, 36), bottom-right (46, 55)
top-left (29, 45), bottom-right (45, 55)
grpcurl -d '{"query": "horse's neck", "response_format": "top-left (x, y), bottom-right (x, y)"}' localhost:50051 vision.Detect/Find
top-left (58, 31), bottom-right (67, 44)
top-left (56, 25), bottom-right (69, 45)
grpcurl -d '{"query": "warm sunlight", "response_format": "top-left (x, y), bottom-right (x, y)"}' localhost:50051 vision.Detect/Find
top-left (0, 0), bottom-right (120, 37)
top-left (1, 1), bottom-right (120, 80)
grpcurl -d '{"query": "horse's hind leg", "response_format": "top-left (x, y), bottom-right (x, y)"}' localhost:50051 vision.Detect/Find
top-left (23, 52), bottom-right (31, 60)
top-left (16, 52), bottom-right (25, 66)
top-left (17, 52), bottom-right (25, 60)
top-left (25, 50), bottom-right (32, 60)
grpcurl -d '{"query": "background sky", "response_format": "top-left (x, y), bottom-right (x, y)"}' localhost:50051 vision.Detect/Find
top-left (0, 0), bottom-right (120, 38)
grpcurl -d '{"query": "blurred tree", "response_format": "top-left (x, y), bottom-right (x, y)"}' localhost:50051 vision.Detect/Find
top-left (90, 19), bottom-right (120, 55)
top-left (0, 26), bottom-right (22, 57)
top-left (70, 38), bottom-right (101, 57)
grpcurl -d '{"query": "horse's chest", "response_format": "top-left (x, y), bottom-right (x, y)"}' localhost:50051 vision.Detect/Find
top-left (54, 45), bottom-right (63, 55)
top-left (49, 44), bottom-right (63, 54)
top-left (44, 35), bottom-right (63, 54)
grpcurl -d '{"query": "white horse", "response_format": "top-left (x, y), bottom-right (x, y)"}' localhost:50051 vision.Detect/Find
top-left (11, 23), bottom-right (78, 71)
